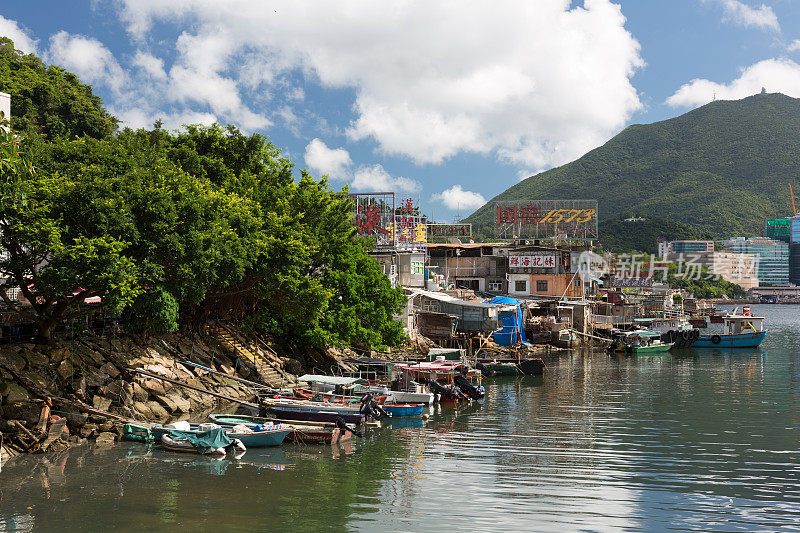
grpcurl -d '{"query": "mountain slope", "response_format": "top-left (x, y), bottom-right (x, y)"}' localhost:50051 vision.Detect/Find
top-left (466, 93), bottom-right (800, 240)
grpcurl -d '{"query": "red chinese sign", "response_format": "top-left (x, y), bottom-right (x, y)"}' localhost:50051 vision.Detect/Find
top-left (508, 255), bottom-right (556, 269)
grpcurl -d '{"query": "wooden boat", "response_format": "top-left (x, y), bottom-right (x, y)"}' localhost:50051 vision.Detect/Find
top-left (388, 390), bottom-right (435, 404)
top-left (151, 422), bottom-right (291, 447)
top-left (209, 414), bottom-right (353, 444)
top-left (627, 341), bottom-right (673, 355)
top-left (266, 405), bottom-right (366, 425)
top-left (382, 403), bottom-right (425, 418)
top-left (612, 330), bottom-right (672, 355)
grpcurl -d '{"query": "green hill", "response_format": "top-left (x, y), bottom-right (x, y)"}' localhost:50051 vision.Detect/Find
top-left (465, 93), bottom-right (800, 242)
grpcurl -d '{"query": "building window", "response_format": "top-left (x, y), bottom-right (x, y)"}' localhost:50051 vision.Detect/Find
top-left (488, 280), bottom-right (502, 291)
top-left (514, 280), bottom-right (527, 292)
top-left (536, 280), bottom-right (548, 292)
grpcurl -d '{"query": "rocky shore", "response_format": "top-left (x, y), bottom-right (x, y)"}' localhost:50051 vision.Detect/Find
top-left (0, 328), bottom-right (310, 464)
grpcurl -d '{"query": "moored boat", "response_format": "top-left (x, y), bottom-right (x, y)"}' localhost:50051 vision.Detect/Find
top-left (150, 422), bottom-right (291, 447)
top-left (692, 307), bottom-right (767, 349)
top-left (382, 403), bottom-right (425, 418)
top-left (209, 414), bottom-right (354, 444)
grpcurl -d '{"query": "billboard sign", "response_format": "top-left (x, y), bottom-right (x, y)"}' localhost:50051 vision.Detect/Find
top-left (508, 255), bottom-right (557, 269)
top-left (349, 192), bottom-right (427, 250)
top-left (428, 223), bottom-right (472, 241)
top-left (495, 199), bottom-right (598, 241)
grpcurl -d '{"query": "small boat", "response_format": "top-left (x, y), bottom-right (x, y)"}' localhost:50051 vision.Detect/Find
top-left (476, 361), bottom-right (519, 376)
top-left (382, 403), bottom-right (425, 418)
top-left (266, 405), bottom-right (366, 425)
top-left (151, 422), bottom-right (291, 447)
top-left (209, 414), bottom-right (354, 444)
top-left (388, 390), bottom-right (435, 404)
top-left (692, 307), bottom-right (768, 349)
top-left (159, 427), bottom-right (247, 455)
top-left (612, 330), bottom-right (673, 355)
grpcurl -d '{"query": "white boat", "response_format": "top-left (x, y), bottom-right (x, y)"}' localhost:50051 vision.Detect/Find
top-left (389, 390), bottom-right (435, 404)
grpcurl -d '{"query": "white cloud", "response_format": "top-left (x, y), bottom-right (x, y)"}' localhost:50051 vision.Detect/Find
top-left (711, 0), bottom-right (780, 32)
top-left (304, 138), bottom-right (352, 179)
top-left (113, 0), bottom-right (644, 171)
top-left (431, 185), bottom-right (486, 211)
top-left (789, 39), bottom-right (800, 53)
top-left (47, 31), bottom-right (127, 93)
top-left (131, 50), bottom-right (167, 80)
top-left (303, 139), bottom-right (420, 192)
top-left (667, 58), bottom-right (800, 108)
top-left (351, 164), bottom-right (421, 193)
top-left (0, 15), bottom-right (38, 54)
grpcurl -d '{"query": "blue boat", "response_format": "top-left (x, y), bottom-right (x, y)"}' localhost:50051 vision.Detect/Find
top-left (150, 422), bottom-right (292, 447)
top-left (692, 308), bottom-right (767, 349)
top-left (382, 403), bottom-right (424, 418)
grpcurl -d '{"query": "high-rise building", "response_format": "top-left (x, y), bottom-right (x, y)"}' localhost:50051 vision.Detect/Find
top-left (765, 218), bottom-right (791, 244)
top-left (790, 216), bottom-right (800, 286)
top-left (724, 237), bottom-right (789, 286)
top-left (657, 240), bottom-right (714, 258)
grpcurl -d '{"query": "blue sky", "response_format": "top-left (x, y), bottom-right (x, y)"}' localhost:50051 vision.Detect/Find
top-left (1, 1), bottom-right (799, 222)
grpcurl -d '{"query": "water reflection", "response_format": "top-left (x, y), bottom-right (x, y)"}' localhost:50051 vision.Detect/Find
top-left (2, 304), bottom-right (800, 531)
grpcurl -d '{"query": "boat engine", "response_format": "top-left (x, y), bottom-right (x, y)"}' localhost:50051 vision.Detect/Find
top-left (336, 416), bottom-right (364, 438)
top-left (454, 375), bottom-right (485, 400)
top-left (359, 394), bottom-right (388, 420)
top-left (424, 378), bottom-right (459, 401)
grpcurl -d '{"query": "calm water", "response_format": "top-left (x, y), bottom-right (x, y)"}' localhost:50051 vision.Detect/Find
top-left (2, 304), bottom-right (800, 532)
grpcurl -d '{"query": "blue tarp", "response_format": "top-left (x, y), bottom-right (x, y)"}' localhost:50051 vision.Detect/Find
top-left (487, 296), bottom-right (520, 306)
top-left (492, 304), bottom-right (527, 347)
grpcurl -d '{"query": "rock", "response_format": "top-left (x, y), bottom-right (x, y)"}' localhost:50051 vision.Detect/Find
top-left (98, 421), bottom-right (114, 433)
top-left (3, 383), bottom-right (30, 403)
top-left (155, 394), bottom-right (179, 414)
top-left (92, 395), bottom-right (112, 411)
top-left (168, 393), bottom-right (192, 414)
top-left (146, 401), bottom-right (170, 420)
top-left (99, 362), bottom-right (120, 379)
top-left (141, 378), bottom-right (169, 396)
top-left (67, 435), bottom-right (86, 445)
top-left (19, 348), bottom-right (49, 367)
top-left (6, 352), bottom-right (27, 371)
top-left (94, 431), bottom-right (116, 445)
top-left (133, 401), bottom-right (154, 419)
top-left (49, 347), bottom-right (71, 363)
top-left (80, 423), bottom-right (98, 439)
top-left (64, 410), bottom-right (89, 428)
top-left (21, 371), bottom-right (50, 391)
top-left (0, 379), bottom-right (9, 397)
top-left (57, 359), bottom-right (75, 379)
top-left (132, 382), bottom-right (149, 402)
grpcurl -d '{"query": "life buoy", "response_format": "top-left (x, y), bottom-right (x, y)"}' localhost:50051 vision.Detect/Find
top-left (711, 335), bottom-right (721, 344)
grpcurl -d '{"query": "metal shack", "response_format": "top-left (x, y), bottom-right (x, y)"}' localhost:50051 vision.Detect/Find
top-left (409, 290), bottom-right (514, 336)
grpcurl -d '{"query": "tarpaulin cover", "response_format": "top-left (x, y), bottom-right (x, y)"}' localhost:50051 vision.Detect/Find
top-left (168, 428), bottom-right (233, 453)
top-left (493, 306), bottom-right (527, 347)
top-left (487, 296), bottom-right (520, 306)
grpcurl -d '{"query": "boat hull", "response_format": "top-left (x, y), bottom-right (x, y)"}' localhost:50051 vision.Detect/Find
top-left (692, 330), bottom-right (767, 349)
top-left (627, 342), bottom-right (673, 355)
top-left (268, 406), bottom-right (366, 425)
top-left (383, 403), bottom-right (425, 418)
top-left (151, 424), bottom-right (291, 447)
top-left (389, 391), bottom-right (434, 404)
top-left (209, 414), bottom-right (352, 444)
top-left (476, 361), bottom-right (518, 376)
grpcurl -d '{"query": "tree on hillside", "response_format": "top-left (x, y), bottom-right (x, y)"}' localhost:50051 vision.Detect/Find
top-left (0, 38), bottom-right (118, 140)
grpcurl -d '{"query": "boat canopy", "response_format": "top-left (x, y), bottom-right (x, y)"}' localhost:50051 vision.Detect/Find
top-left (296, 375), bottom-right (367, 386)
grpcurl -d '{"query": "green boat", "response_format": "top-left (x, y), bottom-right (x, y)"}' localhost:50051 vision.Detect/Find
top-left (476, 360), bottom-right (519, 376)
top-left (613, 330), bottom-right (673, 356)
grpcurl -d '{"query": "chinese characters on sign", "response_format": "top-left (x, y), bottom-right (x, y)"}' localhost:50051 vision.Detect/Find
top-left (495, 199), bottom-right (598, 241)
top-left (428, 223), bottom-right (472, 240)
top-left (508, 255), bottom-right (556, 269)
top-left (349, 192), bottom-right (427, 250)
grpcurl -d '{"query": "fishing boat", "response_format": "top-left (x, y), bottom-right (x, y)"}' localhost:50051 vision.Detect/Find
top-left (382, 403), bottom-right (425, 418)
top-left (266, 405), bottom-right (366, 425)
top-left (150, 422), bottom-right (291, 447)
top-left (209, 414), bottom-right (354, 444)
top-left (692, 307), bottom-right (767, 348)
top-left (612, 330), bottom-right (673, 355)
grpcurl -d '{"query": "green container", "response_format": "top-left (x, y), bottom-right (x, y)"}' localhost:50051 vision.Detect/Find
top-left (122, 423), bottom-right (154, 443)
